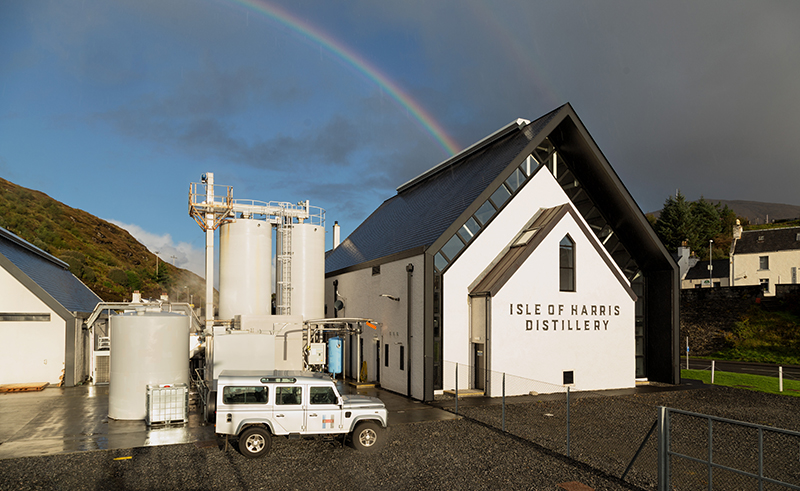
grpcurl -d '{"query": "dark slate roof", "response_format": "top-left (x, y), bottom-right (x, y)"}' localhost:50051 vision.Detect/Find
top-left (734, 227), bottom-right (800, 255)
top-left (684, 258), bottom-right (729, 280)
top-left (326, 108), bottom-right (561, 273)
top-left (0, 227), bottom-right (102, 313)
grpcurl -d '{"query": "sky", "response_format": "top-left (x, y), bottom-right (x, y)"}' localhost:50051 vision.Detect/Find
top-left (2, 0), bottom-right (800, 278)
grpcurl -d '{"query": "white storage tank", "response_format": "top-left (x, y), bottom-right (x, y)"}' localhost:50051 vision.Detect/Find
top-left (219, 218), bottom-right (272, 319)
top-left (109, 311), bottom-right (189, 420)
top-left (291, 222), bottom-right (325, 320)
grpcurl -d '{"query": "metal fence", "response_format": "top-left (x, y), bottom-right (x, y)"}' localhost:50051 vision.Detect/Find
top-left (658, 407), bottom-right (800, 490)
top-left (440, 361), bottom-right (800, 490)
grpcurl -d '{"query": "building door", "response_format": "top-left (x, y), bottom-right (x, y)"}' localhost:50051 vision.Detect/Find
top-left (375, 338), bottom-right (380, 384)
top-left (473, 343), bottom-right (485, 391)
top-left (469, 294), bottom-right (488, 392)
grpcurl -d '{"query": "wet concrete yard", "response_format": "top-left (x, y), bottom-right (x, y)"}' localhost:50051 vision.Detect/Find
top-left (0, 382), bottom-right (458, 460)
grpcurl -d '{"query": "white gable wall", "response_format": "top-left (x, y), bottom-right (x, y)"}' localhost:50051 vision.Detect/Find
top-left (442, 168), bottom-right (568, 391)
top-left (0, 265), bottom-right (67, 385)
top-left (491, 213), bottom-right (635, 394)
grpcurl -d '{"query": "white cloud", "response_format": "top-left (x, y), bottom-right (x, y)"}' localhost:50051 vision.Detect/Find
top-left (107, 219), bottom-right (205, 278)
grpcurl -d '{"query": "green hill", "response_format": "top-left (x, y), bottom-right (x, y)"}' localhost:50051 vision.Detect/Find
top-left (0, 176), bottom-right (208, 305)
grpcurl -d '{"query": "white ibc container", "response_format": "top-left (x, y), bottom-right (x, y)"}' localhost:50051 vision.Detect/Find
top-left (291, 223), bottom-right (325, 320)
top-left (109, 311), bottom-right (189, 420)
top-left (219, 218), bottom-right (272, 319)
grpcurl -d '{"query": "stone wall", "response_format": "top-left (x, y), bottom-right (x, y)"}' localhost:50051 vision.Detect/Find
top-left (679, 286), bottom-right (763, 355)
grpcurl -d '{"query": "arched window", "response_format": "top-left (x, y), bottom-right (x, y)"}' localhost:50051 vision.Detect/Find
top-left (560, 235), bottom-right (575, 292)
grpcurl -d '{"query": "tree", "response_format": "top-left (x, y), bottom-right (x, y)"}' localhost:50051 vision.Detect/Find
top-left (690, 197), bottom-right (721, 257)
top-left (654, 191), bottom-right (695, 253)
top-left (653, 193), bottom-right (750, 258)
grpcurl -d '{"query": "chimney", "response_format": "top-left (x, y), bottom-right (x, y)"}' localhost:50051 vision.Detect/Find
top-left (333, 221), bottom-right (341, 248)
top-left (132, 290), bottom-right (142, 303)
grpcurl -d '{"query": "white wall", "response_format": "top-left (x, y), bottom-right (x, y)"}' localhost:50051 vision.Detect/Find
top-left (0, 266), bottom-right (66, 385)
top-left (491, 214), bottom-right (635, 394)
top-left (443, 168), bottom-right (635, 394)
top-left (325, 254), bottom-right (425, 398)
top-left (442, 168), bottom-right (568, 391)
top-left (731, 250), bottom-right (800, 295)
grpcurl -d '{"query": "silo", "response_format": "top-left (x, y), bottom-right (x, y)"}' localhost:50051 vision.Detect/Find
top-left (109, 311), bottom-right (189, 420)
top-left (290, 222), bottom-right (325, 320)
top-left (219, 218), bottom-right (272, 319)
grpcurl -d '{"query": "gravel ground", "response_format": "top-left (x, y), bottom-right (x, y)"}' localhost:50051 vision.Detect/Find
top-left (456, 385), bottom-right (800, 490)
top-left (0, 418), bottom-right (634, 491)
top-left (1, 385), bottom-right (798, 491)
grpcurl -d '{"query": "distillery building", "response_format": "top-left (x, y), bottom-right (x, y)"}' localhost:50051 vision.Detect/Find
top-left (324, 104), bottom-right (679, 401)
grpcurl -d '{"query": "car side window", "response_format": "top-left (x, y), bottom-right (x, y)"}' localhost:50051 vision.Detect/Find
top-left (276, 386), bottom-right (302, 405)
top-left (310, 386), bottom-right (337, 405)
top-left (223, 386), bottom-right (268, 404)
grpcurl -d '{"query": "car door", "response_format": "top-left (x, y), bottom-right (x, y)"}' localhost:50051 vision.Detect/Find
top-left (218, 384), bottom-right (271, 435)
top-left (305, 385), bottom-right (343, 435)
top-left (272, 384), bottom-right (305, 434)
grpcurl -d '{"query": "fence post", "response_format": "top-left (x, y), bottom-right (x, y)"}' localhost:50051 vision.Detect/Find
top-left (711, 360), bottom-right (715, 384)
top-left (566, 385), bottom-right (570, 458)
top-left (455, 362), bottom-right (458, 415)
top-left (779, 366), bottom-right (783, 392)
top-left (657, 406), bottom-right (668, 491)
top-left (502, 372), bottom-right (506, 433)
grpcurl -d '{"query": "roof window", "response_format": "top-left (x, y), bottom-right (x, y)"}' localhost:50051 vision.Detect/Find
top-left (758, 235), bottom-right (764, 243)
top-left (513, 229), bottom-right (538, 247)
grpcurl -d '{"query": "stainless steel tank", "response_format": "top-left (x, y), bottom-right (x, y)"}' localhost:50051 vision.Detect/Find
top-left (108, 311), bottom-right (189, 420)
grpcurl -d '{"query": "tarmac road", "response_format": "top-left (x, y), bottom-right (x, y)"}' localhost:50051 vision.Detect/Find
top-left (682, 357), bottom-right (800, 379)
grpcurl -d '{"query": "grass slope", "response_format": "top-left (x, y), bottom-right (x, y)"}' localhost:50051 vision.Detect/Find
top-left (0, 176), bottom-right (207, 303)
top-left (682, 369), bottom-right (800, 397)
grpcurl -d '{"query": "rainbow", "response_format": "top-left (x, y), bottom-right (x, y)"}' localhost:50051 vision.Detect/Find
top-left (224, 0), bottom-right (461, 156)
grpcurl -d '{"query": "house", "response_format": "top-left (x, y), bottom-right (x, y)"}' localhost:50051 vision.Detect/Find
top-left (682, 258), bottom-right (730, 289)
top-left (730, 226), bottom-right (800, 295)
top-left (0, 226), bottom-right (101, 386)
top-left (324, 104), bottom-right (679, 400)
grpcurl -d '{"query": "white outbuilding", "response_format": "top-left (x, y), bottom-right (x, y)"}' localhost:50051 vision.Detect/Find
top-left (325, 104), bottom-right (679, 401)
top-left (0, 226), bottom-right (101, 387)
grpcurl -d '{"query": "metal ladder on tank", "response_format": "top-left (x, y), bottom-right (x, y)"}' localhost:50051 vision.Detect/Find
top-left (276, 209), bottom-right (292, 315)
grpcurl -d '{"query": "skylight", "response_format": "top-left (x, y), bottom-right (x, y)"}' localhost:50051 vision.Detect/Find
top-left (513, 229), bottom-right (538, 247)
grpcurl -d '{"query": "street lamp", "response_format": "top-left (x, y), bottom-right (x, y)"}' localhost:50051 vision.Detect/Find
top-left (708, 239), bottom-right (713, 288)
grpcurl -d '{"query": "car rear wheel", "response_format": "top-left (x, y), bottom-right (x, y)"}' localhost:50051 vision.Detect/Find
top-left (350, 421), bottom-right (384, 453)
top-left (238, 427), bottom-right (272, 458)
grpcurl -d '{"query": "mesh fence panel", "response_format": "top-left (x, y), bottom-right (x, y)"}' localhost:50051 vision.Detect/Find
top-left (440, 361), bottom-right (800, 490)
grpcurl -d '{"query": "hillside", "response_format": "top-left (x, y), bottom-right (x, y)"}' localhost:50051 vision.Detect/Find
top-left (649, 199), bottom-right (800, 224)
top-left (705, 200), bottom-right (800, 225)
top-left (0, 176), bottom-right (208, 304)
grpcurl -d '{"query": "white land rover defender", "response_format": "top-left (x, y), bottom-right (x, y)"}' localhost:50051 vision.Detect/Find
top-left (213, 370), bottom-right (388, 458)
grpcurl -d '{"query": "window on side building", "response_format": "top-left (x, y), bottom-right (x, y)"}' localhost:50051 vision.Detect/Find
top-left (760, 278), bottom-right (769, 293)
top-left (759, 256), bottom-right (769, 270)
top-left (559, 235), bottom-right (575, 292)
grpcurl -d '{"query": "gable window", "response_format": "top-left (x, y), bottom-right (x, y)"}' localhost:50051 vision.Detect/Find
top-left (559, 235), bottom-right (575, 292)
top-left (759, 256), bottom-right (769, 270)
